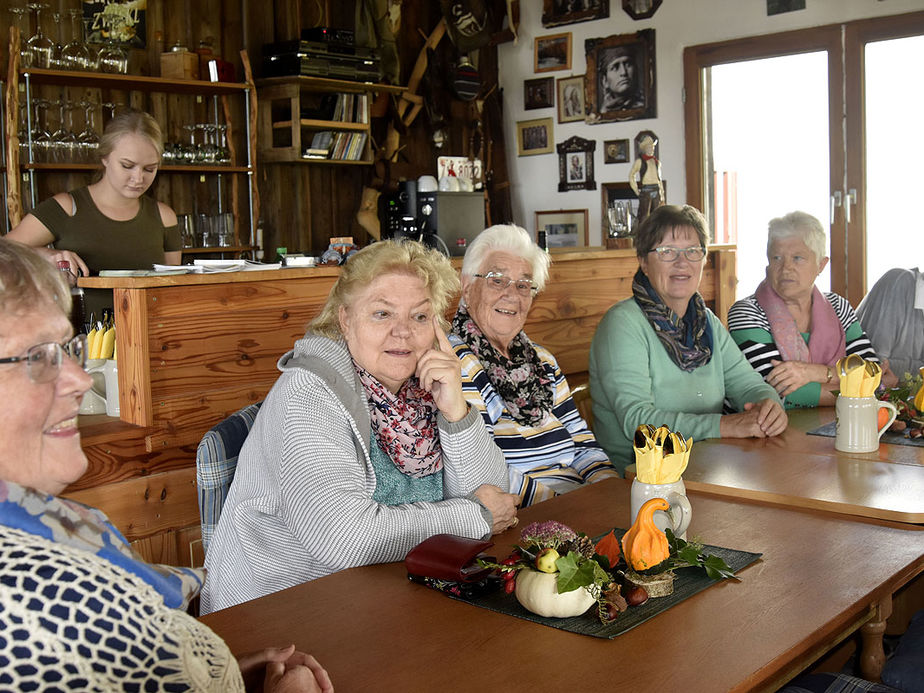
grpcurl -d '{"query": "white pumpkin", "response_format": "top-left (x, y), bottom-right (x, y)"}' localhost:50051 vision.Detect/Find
top-left (514, 570), bottom-right (595, 618)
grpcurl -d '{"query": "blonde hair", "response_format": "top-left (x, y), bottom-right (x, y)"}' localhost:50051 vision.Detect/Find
top-left (0, 239), bottom-right (71, 316)
top-left (98, 109), bottom-right (164, 161)
top-left (310, 240), bottom-right (461, 338)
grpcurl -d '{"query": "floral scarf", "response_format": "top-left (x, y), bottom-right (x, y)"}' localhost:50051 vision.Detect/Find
top-left (451, 303), bottom-right (554, 427)
top-left (353, 361), bottom-right (442, 478)
top-left (632, 268), bottom-right (714, 372)
top-left (0, 479), bottom-right (203, 610)
top-left (755, 279), bottom-right (845, 366)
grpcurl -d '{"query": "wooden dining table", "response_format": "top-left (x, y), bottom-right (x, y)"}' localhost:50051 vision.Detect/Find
top-left (200, 478), bottom-right (924, 692)
top-left (675, 407), bottom-right (924, 524)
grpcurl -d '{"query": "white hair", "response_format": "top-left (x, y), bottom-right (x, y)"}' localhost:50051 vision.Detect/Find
top-left (767, 211), bottom-right (828, 263)
top-left (460, 224), bottom-right (551, 291)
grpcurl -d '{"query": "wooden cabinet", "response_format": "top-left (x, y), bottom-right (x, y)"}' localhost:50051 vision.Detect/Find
top-left (256, 75), bottom-right (403, 164)
top-left (4, 67), bottom-right (258, 255)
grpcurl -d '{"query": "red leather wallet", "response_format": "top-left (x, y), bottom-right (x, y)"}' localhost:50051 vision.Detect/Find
top-left (405, 534), bottom-right (494, 583)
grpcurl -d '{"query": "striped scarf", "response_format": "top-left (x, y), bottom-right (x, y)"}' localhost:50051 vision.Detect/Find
top-left (632, 268), bottom-right (713, 372)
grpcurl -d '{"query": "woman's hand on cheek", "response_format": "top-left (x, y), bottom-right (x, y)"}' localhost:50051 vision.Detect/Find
top-left (416, 317), bottom-right (469, 422)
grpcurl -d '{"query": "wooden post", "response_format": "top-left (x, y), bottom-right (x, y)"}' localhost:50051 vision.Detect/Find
top-left (5, 26), bottom-right (23, 228)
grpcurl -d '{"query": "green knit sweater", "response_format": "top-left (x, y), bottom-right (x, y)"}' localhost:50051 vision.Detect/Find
top-left (589, 299), bottom-right (781, 474)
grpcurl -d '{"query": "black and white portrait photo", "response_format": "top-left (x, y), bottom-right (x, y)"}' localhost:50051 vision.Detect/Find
top-left (584, 30), bottom-right (656, 123)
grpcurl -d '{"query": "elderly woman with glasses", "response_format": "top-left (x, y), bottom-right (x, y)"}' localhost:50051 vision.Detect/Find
top-left (202, 240), bottom-right (516, 613)
top-left (728, 211), bottom-right (892, 408)
top-left (0, 239), bottom-right (331, 692)
top-left (450, 224), bottom-right (617, 507)
top-left (589, 205), bottom-right (785, 475)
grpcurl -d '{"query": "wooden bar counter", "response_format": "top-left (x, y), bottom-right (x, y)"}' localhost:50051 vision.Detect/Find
top-left (72, 245), bottom-right (736, 564)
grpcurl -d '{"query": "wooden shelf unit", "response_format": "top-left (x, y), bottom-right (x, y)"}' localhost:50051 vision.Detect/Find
top-left (5, 64), bottom-right (259, 254)
top-left (256, 75), bottom-right (404, 164)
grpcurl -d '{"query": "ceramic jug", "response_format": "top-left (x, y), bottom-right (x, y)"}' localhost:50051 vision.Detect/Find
top-left (86, 359), bottom-right (120, 417)
top-left (630, 478), bottom-right (692, 540)
top-left (834, 395), bottom-right (897, 453)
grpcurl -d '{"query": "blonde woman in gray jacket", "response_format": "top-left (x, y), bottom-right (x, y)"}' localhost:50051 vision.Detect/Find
top-left (202, 240), bottom-right (517, 614)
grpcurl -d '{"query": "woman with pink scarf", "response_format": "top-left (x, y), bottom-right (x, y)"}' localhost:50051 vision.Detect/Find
top-left (728, 211), bottom-right (891, 408)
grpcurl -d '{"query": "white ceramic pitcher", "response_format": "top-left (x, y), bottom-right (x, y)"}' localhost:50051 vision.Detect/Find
top-left (835, 395), bottom-right (897, 453)
top-left (86, 359), bottom-right (119, 417)
top-left (630, 478), bottom-right (692, 540)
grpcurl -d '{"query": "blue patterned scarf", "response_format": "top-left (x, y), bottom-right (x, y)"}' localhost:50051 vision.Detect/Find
top-left (0, 480), bottom-right (204, 610)
top-left (632, 268), bottom-right (714, 372)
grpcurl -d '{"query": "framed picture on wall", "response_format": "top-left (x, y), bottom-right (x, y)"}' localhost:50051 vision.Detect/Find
top-left (542, 0), bottom-right (609, 28)
top-left (557, 136), bottom-right (596, 191)
top-left (585, 29), bottom-right (656, 123)
top-left (604, 139), bottom-right (630, 163)
top-left (535, 209), bottom-right (589, 248)
top-left (516, 118), bottom-right (554, 156)
top-left (534, 33), bottom-right (572, 73)
top-left (524, 77), bottom-right (555, 110)
top-left (556, 75), bottom-right (585, 123)
top-left (622, 0), bottom-right (662, 20)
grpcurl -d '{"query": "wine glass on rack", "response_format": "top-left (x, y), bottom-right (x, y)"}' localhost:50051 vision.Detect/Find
top-left (50, 100), bottom-right (78, 163)
top-left (9, 6), bottom-right (34, 68)
top-left (31, 99), bottom-right (52, 163)
top-left (49, 11), bottom-right (65, 69)
top-left (82, 17), bottom-right (100, 71)
top-left (97, 20), bottom-right (128, 74)
top-left (61, 9), bottom-right (91, 71)
top-left (182, 124), bottom-right (198, 164)
top-left (77, 100), bottom-right (100, 164)
top-left (216, 124), bottom-right (231, 164)
top-left (26, 3), bottom-right (54, 69)
top-left (18, 102), bottom-right (32, 163)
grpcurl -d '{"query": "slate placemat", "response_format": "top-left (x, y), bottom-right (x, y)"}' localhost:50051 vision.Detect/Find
top-left (807, 420), bottom-right (924, 448)
top-left (442, 529), bottom-right (762, 639)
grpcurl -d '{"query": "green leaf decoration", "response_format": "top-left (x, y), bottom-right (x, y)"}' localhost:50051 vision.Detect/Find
top-left (663, 529), bottom-right (739, 581)
top-left (555, 551), bottom-right (609, 594)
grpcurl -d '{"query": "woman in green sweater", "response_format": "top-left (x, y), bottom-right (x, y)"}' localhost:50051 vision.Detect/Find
top-left (589, 205), bottom-right (786, 474)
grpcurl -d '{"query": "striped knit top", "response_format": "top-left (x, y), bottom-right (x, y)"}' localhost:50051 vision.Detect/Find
top-left (450, 335), bottom-right (617, 507)
top-left (200, 333), bottom-right (508, 614)
top-left (728, 292), bottom-right (878, 408)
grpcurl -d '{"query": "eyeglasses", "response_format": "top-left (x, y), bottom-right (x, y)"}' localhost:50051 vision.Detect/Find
top-left (0, 335), bottom-right (87, 383)
top-left (474, 272), bottom-right (539, 297)
top-left (648, 246), bottom-right (707, 263)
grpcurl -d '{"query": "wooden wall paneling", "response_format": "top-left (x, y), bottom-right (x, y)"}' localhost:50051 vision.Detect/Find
top-left (78, 436), bottom-right (197, 492)
top-left (274, 0), bottom-right (301, 42)
top-left (63, 467), bottom-right (201, 542)
top-left (145, 383), bottom-right (272, 451)
top-left (114, 286), bottom-right (154, 426)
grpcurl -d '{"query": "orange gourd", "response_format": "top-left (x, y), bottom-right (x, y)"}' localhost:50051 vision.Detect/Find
top-left (622, 498), bottom-right (671, 571)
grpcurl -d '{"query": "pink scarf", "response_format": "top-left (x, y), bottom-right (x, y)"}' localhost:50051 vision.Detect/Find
top-left (353, 361), bottom-right (443, 478)
top-left (755, 279), bottom-right (845, 365)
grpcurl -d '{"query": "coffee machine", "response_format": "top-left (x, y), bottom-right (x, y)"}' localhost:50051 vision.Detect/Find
top-left (379, 179), bottom-right (485, 256)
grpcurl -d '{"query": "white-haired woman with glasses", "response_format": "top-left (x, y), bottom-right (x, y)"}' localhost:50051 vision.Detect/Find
top-left (728, 211), bottom-right (891, 408)
top-left (589, 205), bottom-right (785, 474)
top-left (450, 224), bottom-right (617, 507)
top-left (0, 239), bottom-right (332, 692)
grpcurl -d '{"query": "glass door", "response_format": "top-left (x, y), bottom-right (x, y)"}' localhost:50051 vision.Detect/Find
top-left (684, 26), bottom-right (843, 302)
top-left (706, 51), bottom-right (832, 299)
top-left (685, 12), bottom-right (924, 307)
top-left (845, 14), bottom-right (924, 304)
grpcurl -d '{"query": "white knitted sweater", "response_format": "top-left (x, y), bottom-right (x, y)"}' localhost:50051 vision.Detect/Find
top-left (0, 525), bottom-right (243, 691)
top-left (201, 333), bottom-right (508, 613)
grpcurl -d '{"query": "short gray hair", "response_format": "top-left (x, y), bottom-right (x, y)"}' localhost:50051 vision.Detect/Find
top-left (0, 239), bottom-right (71, 316)
top-left (461, 224), bottom-right (551, 291)
top-left (767, 211), bottom-right (828, 263)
